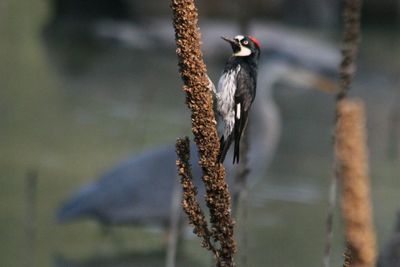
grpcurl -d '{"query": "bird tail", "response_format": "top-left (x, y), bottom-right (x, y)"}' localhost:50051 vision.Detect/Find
top-left (233, 109), bottom-right (249, 164)
top-left (233, 134), bottom-right (240, 164)
top-left (218, 134), bottom-right (233, 163)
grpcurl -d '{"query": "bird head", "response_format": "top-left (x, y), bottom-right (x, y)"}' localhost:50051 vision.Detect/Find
top-left (221, 35), bottom-right (260, 58)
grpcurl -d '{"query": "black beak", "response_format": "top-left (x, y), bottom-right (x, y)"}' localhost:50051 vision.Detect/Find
top-left (221, 36), bottom-right (235, 44)
top-left (221, 36), bottom-right (240, 52)
top-left (221, 36), bottom-right (237, 45)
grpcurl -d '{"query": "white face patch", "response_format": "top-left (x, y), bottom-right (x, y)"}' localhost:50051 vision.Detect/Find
top-left (233, 35), bottom-right (252, 57)
top-left (234, 47), bottom-right (252, 57)
top-left (235, 35), bottom-right (245, 41)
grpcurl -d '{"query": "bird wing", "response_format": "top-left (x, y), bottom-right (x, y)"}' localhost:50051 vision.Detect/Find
top-left (232, 68), bottom-right (256, 163)
top-left (216, 64), bottom-right (241, 163)
top-left (235, 67), bottom-right (256, 110)
top-left (216, 65), bottom-right (240, 119)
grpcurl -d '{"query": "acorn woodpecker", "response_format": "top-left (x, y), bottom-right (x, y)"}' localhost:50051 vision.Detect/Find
top-left (216, 35), bottom-right (261, 164)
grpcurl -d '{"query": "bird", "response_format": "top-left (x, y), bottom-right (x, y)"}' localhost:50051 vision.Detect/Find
top-left (57, 143), bottom-right (203, 226)
top-left (56, 55), bottom-right (337, 267)
top-left (216, 35), bottom-right (260, 164)
top-left (57, 64), bottom-right (337, 225)
top-left (57, 28), bottom-right (339, 227)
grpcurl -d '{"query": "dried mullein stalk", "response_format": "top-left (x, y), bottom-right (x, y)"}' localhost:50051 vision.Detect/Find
top-left (176, 137), bottom-right (216, 253)
top-left (171, 0), bottom-right (236, 266)
top-left (335, 100), bottom-right (376, 267)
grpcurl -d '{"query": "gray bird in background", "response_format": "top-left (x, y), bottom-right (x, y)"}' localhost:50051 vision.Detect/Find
top-left (57, 143), bottom-right (204, 225)
top-left (57, 23), bottom-right (339, 228)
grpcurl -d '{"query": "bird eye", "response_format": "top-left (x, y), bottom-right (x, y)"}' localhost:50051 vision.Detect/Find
top-left (243, 40), bottom-right (249, 45)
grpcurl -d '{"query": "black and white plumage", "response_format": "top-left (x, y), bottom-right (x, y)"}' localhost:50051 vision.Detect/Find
top-left (56, 28), bottom-right (340, 231)
top-left (216, 35), bottom-right (260, 164)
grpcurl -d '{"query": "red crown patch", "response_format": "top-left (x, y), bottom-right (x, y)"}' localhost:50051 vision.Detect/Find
top-left (248, 36), bottom-right (260, 48)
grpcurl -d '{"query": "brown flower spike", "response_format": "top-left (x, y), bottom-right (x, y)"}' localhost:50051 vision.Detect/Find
top-left (170, 0), bottom-right (236, 266)
top-left (176, 137), bottom-right (216, 254)
top-left (337, 0), bottom-right (363, 100)
top-left (336, 100), bottom-right (376, 267)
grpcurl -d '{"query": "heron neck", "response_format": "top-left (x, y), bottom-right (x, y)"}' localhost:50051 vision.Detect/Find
top-left (248, 62), bottom-right (288, 183)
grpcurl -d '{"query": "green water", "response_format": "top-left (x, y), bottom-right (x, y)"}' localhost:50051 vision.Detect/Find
top-left (0, 2), bottom-right (189, 266)
top-left (1, 1), bottom-right (400, 267)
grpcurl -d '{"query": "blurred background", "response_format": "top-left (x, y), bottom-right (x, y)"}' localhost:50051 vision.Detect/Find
top-left (1, 0), bottom-right (399, 266)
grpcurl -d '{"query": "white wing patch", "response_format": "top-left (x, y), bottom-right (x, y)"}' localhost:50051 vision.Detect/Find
top-left (216, 65), bottom-right (241, 137)
top-left (236, 103), bottom-right (241, 119)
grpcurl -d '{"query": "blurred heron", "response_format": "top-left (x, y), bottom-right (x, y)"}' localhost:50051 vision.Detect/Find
top-left (57, 25), bottom-right (339, 227)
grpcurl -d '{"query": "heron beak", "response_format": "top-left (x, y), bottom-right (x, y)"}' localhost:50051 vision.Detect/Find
top-left (310, 74), bottom-right (339, 94)
top-left (221, 36), bottom-right (240, 51)
top-left (285, 67), bottom-right (339, 94)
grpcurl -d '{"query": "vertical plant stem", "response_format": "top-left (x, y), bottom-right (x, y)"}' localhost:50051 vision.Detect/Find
top-left (166, 179), bottom-right (181, 267)
top-left (335, 100), bottom-right (376, 267)
top-left (324, 0), bottom-right (366, 266)
top-left (322, 171), bottom-right (338, 267)
top-left (170, 0), bottom-right (237, 256)
top-left (334, 0), bottom-right (376, 266)
top-left (337, 0), bottom-right (363, 101)
top-left (25, 170), bottom-right (38, 267)
top-left (232, 129), bottom-right (250, 217)
top-left (176, 137), bottom-right (217, 254)
top-left (232, 129), bottom-right (250, 267)
top-left (343, 244), bottom-right (353, 267)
